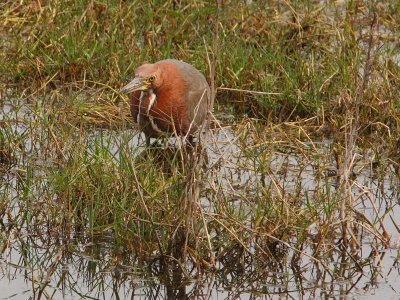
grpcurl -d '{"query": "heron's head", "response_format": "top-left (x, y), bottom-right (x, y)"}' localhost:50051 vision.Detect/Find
top-left (119, 63), bottom-right (162, 94)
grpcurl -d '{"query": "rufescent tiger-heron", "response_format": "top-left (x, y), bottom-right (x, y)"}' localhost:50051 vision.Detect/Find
top-left (119, 59), bottom-right (212, 145)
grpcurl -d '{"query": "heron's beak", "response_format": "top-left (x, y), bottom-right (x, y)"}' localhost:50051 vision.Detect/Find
top-left (119, 77), bottom-right (149, 94)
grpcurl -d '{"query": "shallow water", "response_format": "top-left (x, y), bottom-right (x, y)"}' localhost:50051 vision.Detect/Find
top-left (1, 100), bottom-right (400, 299)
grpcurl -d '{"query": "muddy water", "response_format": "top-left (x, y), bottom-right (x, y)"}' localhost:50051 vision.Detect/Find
top-left (1, 101), bottom-right (400, 299)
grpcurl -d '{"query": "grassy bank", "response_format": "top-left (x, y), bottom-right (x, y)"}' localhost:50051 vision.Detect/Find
top-left (2, 0), bottom-right (399, 123)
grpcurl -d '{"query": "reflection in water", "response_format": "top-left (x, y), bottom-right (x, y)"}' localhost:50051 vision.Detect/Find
top-left (1, 228), bottom-right (399, 299)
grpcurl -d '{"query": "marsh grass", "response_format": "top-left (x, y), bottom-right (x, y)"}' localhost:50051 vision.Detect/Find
top-left (1, 0), bottom-right (400, 298)
top-left (1, 92), bottom-right (399, 296)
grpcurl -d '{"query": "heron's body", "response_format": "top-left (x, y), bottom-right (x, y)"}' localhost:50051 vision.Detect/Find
top-left (120, 59), bottom-right (211, 145)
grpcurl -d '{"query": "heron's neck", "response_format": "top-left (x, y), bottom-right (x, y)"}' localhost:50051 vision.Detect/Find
top-left (141, 89), bottom-right (157, 116)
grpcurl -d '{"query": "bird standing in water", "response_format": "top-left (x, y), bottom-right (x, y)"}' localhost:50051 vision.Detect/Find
top-left (119, 59), bottom-right (212, 145)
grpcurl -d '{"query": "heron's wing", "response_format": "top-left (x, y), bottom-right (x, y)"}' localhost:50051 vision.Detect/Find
top-left (169, 60), bottom-right (212, 131)
top-left (185, 78), bottom-right (211, 129)
top-left (130, 91), bottom-right (142, 124)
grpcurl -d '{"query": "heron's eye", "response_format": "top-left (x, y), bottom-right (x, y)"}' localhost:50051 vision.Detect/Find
top-left (148, 76), bottom-right (155, 82)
